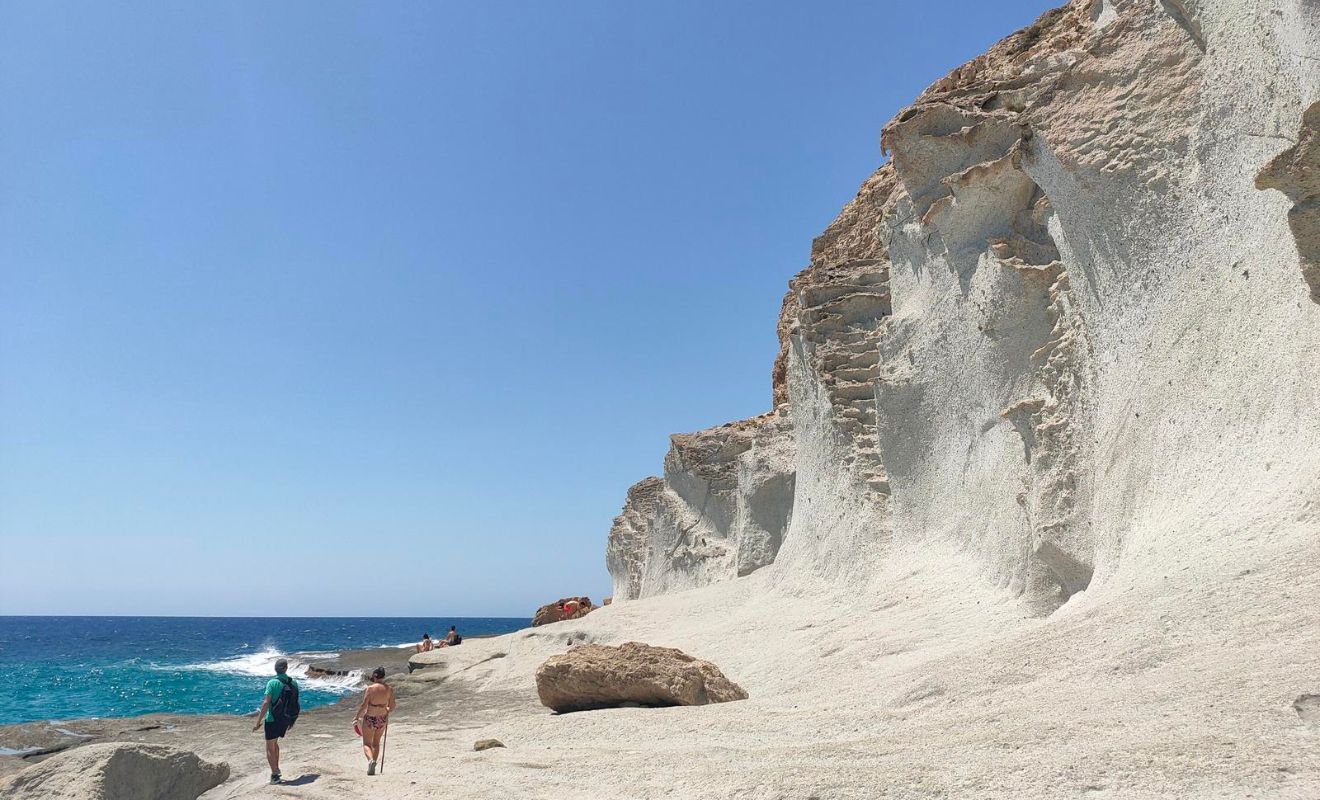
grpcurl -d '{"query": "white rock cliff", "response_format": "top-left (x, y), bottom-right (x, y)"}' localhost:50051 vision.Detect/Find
top-left (606, 0), bottom-right (1320, 611)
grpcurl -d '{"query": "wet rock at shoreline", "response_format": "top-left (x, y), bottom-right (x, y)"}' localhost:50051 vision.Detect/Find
top-left (535, 642), bottom-right (747, 713)
top-left (303, 646), bottom-right (414, 679)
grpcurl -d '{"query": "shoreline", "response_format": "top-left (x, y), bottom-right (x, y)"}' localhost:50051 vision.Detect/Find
top-left (302, 645), bottom-right (416, 679)
top-left (3, 580), bottom-right (1318, 799)
top-left (0, 629), bottom-right (553, 792)
top-left (0, 644), bottom-right (419, 777)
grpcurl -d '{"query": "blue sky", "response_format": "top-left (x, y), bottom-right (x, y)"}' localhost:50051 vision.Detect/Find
top-left (0, 1), bottom-right (1057, 617)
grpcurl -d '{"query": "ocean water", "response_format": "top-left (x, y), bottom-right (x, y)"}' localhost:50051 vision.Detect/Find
top-left (0, 616), bottom-right (529, 726)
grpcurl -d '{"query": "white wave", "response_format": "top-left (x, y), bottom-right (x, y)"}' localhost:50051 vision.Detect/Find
top-left (175, 647), bottom-right (284, 677)
top-left (170, 647), bottom-right (364, 695)
top-left (295, 669), bottom-right (365, 694)
top-left (377, 642), bottom-right (415, 649)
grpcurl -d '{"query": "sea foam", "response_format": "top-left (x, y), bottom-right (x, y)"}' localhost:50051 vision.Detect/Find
top-left (173, 647), bottom-right (363, 694)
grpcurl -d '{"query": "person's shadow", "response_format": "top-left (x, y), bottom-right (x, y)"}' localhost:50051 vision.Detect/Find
top-left (279, 774), bottom-right (320, 787)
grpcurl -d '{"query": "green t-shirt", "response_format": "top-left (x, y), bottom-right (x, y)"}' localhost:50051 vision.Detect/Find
top-left (264, 676), bottom-right (296, 723)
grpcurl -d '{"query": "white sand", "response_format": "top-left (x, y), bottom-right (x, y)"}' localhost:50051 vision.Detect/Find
top-left (188, 538), bottom-right (1317, 798)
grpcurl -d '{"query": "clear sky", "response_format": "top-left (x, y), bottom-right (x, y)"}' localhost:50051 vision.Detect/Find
top-left (0, 1), bottom-right (1058, 617)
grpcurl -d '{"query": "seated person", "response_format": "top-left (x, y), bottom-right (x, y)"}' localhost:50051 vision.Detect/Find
top-left (417, 633), bottom-right (434, 652)
top-left (439, 625), bottom-right (461, 647)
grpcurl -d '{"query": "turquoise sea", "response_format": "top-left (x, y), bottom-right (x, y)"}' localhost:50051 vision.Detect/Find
top-left (0, 616), bottom-right (529, 727)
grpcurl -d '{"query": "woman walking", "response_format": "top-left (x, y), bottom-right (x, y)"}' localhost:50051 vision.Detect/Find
top-left (353, 667), bottom-right (396, 775)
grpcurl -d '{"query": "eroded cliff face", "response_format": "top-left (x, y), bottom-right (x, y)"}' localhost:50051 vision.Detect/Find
top-left (1257, 100), bottom-right (1320, 303)
top-left (606, 413), bottom-right (795, 600)
top-left (607, 0), bottom-right (1320, 609)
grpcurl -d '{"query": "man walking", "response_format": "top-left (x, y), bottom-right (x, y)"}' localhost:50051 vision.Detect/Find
top-left (252, 657), bottom-right (299, 784)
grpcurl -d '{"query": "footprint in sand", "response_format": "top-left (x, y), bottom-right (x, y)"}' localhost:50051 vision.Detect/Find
top-left (1294, 694), bottom-right (1320, 730)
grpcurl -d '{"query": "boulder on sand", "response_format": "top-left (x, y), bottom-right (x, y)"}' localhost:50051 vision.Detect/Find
top-left (0, 742), bottom-right (229, 800)
top-left (531, 596), bottom-right (595, 626)
top-left (535, 641), bottom-right (748, 713)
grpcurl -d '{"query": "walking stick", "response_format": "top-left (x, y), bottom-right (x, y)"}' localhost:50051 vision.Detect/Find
top-left (379, 722), bottom-right (388, 774)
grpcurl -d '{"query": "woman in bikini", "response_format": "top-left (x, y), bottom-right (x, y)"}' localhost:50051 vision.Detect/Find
top-left (353, 667), bottom-right (396, 775)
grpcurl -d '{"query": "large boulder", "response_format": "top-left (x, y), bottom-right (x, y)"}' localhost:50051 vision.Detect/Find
top-left (531, 596), bottom-right (595, 626)
top-left (0, 742), bottom-right (229, 800)
top-left (535, 642), bottom-right (748, 713)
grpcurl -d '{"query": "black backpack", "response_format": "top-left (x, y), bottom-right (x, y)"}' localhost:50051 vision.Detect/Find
top-left (271, 674), bottom-right (301, 729)
top-left (453, 634), bottom-right (462, 645)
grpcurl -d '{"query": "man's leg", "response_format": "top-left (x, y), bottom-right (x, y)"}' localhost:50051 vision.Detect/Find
top-left (266, 738), bottom-right (280, 775)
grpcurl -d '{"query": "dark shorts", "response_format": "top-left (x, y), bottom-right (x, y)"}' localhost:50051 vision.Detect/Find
top-left (264, 719), bottom-right (289, 741)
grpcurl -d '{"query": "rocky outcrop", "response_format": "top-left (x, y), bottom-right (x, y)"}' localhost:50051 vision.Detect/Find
top-left (407, 644), bottom-right (509, 676)
top-left (606, 0), bottom-right (1320, 616)
top-left (1257, 100), bottom-right (1320, 303)
top-left (606, 412), bottom-right (795, 600)
top-left (304, 646), bottom-right (413, 679)
top-left (0, 743), bottom-right (229, 800)
top-left (535, 642), bottom-right (748, 713)
top-left (532, 597), bottom-right (595, 627)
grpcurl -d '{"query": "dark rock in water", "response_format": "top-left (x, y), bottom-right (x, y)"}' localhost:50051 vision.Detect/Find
top-left (473, 738), bottom-right (505, 751)
top-left (531, 597), bottom-right (594, 627)
top-left (0, 742), bottom-right (229, 799)
top-left (535, 641), bottom-right (747, 713)
top-left (303, 647), bottom-right (414, 679)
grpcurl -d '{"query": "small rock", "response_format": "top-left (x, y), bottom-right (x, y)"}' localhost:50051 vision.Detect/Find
top-left (474, 739), bottom-right (505, 751)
